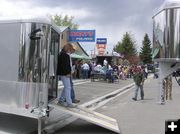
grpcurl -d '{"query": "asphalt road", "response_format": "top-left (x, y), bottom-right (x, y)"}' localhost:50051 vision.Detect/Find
top-left (1, 76), bottom-right (179, 134)
top-left (55, 77), bottom-right (180, 134)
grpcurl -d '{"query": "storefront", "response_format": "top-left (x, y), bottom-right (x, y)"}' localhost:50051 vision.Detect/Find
top-left (59, 26), bottom-right (91, 60)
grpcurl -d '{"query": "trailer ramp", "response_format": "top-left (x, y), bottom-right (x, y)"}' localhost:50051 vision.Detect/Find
top-left (49, 104), bottom-right (120, 133)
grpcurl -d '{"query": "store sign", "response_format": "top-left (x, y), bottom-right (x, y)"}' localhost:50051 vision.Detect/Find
top-left (97, 44), bottom-right (106, 49)
top-left (96, 38), bottom-right (107, 44)
top-left (98, 48), bottom-right (105, 55)
top-left (69, 30), bottom-right (96, 42)
top-left (96, 38), bottom-right (107, 55)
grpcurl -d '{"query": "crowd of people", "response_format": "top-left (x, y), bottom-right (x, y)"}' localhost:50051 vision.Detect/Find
top-left (57, 43), bottom-right (149, 108)
top-left (71, 59), bottom-right (148, 82)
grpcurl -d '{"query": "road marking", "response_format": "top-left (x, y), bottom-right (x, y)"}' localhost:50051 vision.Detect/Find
top-left (81, 83), bottom-right (135, 110)
top-left (58, 80), bottom-right (91, 88)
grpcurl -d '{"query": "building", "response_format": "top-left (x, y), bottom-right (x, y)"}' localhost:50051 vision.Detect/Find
top-left (59, 26), bottom-right (91, 60)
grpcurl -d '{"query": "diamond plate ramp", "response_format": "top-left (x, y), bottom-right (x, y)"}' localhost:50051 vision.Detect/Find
top-left (49, 104), bottom-right (120, 133)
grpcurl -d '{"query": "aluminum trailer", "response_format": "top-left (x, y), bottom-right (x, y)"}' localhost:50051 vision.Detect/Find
top-left (0, 18), bottom-right (61, 133)
top-left (153, 0), bottom-right (180, 104)
top-left (0, 18), bottom-right (120, 134)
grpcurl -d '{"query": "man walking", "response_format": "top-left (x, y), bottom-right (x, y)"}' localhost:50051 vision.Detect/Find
top-left (132, 66), bottom-right (145, 101)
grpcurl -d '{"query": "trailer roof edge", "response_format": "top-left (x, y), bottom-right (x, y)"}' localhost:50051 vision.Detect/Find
top-left (153, 0), bottom-right (180, 18)
top-left (0, 17), bottom-right (61, 34)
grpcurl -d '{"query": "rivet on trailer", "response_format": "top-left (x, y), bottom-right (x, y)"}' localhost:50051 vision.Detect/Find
top-left (152, 0), bottom-right (180, 105)
top-left (0, 18), bottom-right (120, 134)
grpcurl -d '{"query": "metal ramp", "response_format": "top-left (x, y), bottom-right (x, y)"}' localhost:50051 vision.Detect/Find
top-left (49, 103), bottom-right (120, 133)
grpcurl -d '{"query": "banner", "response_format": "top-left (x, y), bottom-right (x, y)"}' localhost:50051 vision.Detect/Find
top-left (96, 38), bottom-right (107, 44)
top-left (96, 38), bottom-right (107, 55)
top-left (97, 44), bottom-right (106, 49)
top-left (98, 48), bottom-right (105, 55)
top-left (69, 30), bottom-right (96, 42)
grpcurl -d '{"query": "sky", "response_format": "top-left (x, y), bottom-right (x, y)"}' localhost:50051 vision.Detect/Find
top-left (0, 0), bottom-right (165, 55)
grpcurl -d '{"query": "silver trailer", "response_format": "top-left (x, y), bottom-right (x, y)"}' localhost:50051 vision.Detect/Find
top-left (0, 18), bottom-right (120, 134)
top-left (153, 0), bottom-right (180, 104)
top-left (0, 18), bottom-right (61, 133)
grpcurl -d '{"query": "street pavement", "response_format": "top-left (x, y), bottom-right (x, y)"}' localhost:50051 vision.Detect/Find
top-left (67, 79), bottom-right (134, 104)
top-left (47, 78), bottom-right (134, 134)
top-left (0, 78), bottom-right (134, 134)
top-left (0, 76), bottom-right (179, 134)
top-left (56, 76), bottom-right (180, 134)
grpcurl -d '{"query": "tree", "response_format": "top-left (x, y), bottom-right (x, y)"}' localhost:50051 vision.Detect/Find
top-left (52, 14), bottom-right (79, 29)
top-left (139, 33), bottom-right (152, 64)
top-left (113, 32), bottom-right (137, 63)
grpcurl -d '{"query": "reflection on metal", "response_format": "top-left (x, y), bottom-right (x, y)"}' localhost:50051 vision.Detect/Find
top-left (0, 80), bottom-right (48, 118)
top-left (50, 104), bottom-right (120, 133)
top-left (0, 18), bottom-right (60, 118)
top-left (153, 1), bottom-right (180, 60)
top-left (153, 0), bottom-right (180, 16)
top-left (153, 0), bottom-right (180, 105)
top-left (152, 48), bottom-right (160, 59)
top-left (19, 23), bottom-right (51, 83)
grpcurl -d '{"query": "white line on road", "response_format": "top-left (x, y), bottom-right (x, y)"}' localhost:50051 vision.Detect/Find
top-left (58, 80), bottom-right (91, 89)
top-left (81, 83), bottom-right (135, 110)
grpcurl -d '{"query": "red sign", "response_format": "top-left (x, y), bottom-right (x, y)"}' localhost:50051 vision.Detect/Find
top-left (96, 44), bottom-right (106, 49)
top-left (69, 30), bottom-right (96, 42)
top-left (98, 48), bottom-right (105, 55)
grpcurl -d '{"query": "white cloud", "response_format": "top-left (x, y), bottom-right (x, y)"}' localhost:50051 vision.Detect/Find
top-left (0, 0), bottom-right (91, 20)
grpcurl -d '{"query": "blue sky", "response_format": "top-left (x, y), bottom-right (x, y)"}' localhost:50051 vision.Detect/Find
top-left (0, 0), bottom-right (165, 54)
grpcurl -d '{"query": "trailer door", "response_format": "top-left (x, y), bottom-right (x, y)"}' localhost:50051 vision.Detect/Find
top-left (48, 28), bottom-right (60, 101)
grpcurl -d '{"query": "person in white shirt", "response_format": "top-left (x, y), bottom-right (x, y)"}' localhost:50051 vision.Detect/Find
top-left (103, 58), bottom-right (108, 66)
top-left (82, 62), bottom-right (90, 79)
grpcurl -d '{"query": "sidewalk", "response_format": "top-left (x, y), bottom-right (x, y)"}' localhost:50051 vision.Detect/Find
top-left (96, 77), bottom-right (180, 134)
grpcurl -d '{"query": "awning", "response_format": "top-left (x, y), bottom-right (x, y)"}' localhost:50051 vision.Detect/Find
top-left (82, 54), bottom-right (92, 60)
top-left (152, 48), bottom-right (160, 58)
top-left (70, 53), bottom-right (84, 59)
top-left (70, 53), bottom-right (92, 60)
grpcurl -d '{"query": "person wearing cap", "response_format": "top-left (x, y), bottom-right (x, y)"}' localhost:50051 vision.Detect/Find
top-left (57, 43), bottom-right (77, 108)
top-left (132, 66), bottom-right (145, 101)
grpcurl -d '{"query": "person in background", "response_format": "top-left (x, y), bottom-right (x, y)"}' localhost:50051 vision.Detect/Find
top-left (57, 43), bottom-right (77, 108)
top-left (144, 65), bottom-right (148, 79)
top-left (103, 58), bottom-right (108, 66)
top-left (69, 47), bottom-right (80, 104)
top-left (132, 66), bottom-right (145, 101)
top-left (106, 67), bottom-right (115, 83)
top-left (82, 62), bottom-right (90, 79)
top-left (77, 60), bottom-right (83, 79)
top-left (142, 65), bottom-right (148, 79)
top-left (88, 61), bottom-right (92, 78)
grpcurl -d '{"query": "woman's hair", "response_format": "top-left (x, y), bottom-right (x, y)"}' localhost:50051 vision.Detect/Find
top-left (62, 43), bottom-right (73, 52)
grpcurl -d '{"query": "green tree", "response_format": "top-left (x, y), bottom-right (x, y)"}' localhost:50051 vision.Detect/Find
top-left (113, 32), bottom-right (137, 58)
top-left (52, 14), bottom-right (79, 29)
top-left (139, 33), bottom-right (152, 64)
